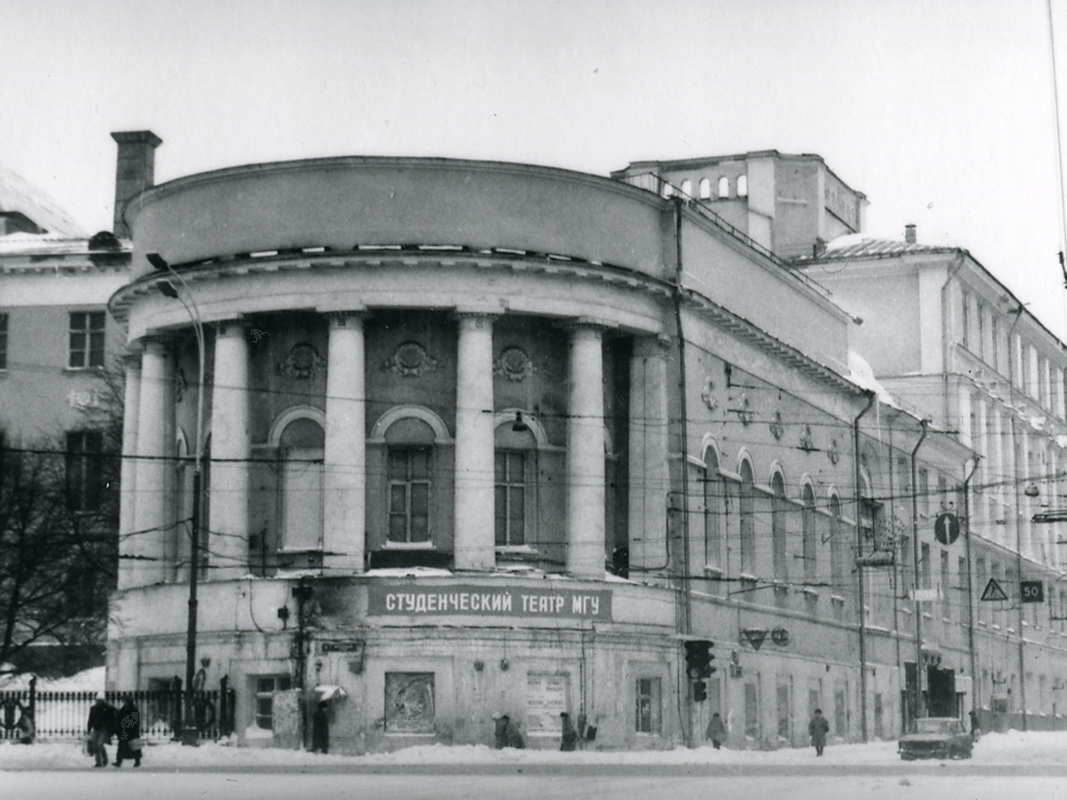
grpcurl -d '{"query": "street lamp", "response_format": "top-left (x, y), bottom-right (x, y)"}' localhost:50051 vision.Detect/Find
top-left (152, 253), bottom-right (205, 747)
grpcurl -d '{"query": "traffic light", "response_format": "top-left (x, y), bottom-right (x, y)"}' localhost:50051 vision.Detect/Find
top-left (684, 639), bottom-right (716, 679)
top-left (692, 680), bottom-right (708, 702)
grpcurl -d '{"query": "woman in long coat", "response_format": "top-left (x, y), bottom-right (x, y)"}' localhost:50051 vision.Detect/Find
top-left (808, 708), bottom-right (829, 756)
top-left (114, 697), bottom-right (142, 767)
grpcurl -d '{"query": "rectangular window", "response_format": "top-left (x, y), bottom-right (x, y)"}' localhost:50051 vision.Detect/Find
top-left (66, 430), bottom-right (104, 512)
top-left (961, 290), bottom-right (970, 349)
top-left (635, 677), bottom-right (662, 734)
top-left (385, 672), bottom-right (435, 734)
top-left (0, 312), bottom-right (7, 370)
top-left (387, 447), bottom-right (431, 543)
top-left (744, 682), bottom-right (760, 741)
top-left (776, 681), bottom-right (791, 743)
top-left (68, 311), bottom-right (106, 369)
top-left (494, 450), bottom-right (526, 546)
top-left (254, 674), bottom-right (292, 730)
top-left (919, 468), bottom-right (929, 517)
top-left (921, 542), bottom-right (932, 615)
top-left (834, 683), bottom-right (847, 740)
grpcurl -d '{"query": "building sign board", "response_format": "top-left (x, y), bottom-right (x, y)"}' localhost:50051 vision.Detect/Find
top-left (526, 673), bottom-right (568, 736)
top-left (368, 583), bottom-right (612, 621)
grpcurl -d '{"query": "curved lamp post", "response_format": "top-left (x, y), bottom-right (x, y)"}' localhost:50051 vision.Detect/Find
top-left (150, 252), bottom-right (205, 747)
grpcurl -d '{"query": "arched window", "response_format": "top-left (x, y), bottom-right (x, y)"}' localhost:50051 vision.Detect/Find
top-left (772, 472), bottom-right (788, 581)
top-left (279, 417), bottom-right (325, 551)
top-left (662, 181), bottom-right (674, 198)
top-left (829, 492), bottom-right (844, 597)
top-left (718, 176), bottom-right (730, 198)
top-left (737, 174), bottom-right (748, 197)
top-left (699, 177), bottom-right (712, 199)
top-left (385, 417), bottom-right (436, 545)
top-left (495, 420), bottom-right (538, 547)
top-left (703, 447), bottom-right (723, 577)
top-left (681, 179), bottom-right (693, 198)
top-left (802, 483), bottom-right (816, 584)
top-left (739, 459), bottom-right (755, 576)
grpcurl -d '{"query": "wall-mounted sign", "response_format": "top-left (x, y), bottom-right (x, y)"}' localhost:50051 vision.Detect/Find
top-left (1021, 581), bottom-right (1045, 604)
top-left (368, 583), bottom-right (612, 621)
top-left (934, 513), bottom-right (960, 545)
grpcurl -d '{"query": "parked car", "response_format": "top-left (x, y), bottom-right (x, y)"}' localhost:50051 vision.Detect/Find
top-left (898, 717), bottom-right (973, 760)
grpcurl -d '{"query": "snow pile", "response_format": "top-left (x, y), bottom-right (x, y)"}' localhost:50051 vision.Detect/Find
top-left (1, 729), bottom-right (1065, 771)
top-left (0, 666), bottom-right (105, 692)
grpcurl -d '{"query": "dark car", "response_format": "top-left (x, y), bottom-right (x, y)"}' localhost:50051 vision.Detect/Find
top-left (898, 717), bottom-right (973, 760)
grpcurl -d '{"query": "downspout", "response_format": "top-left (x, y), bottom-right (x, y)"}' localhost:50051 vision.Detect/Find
top-left (1006, 304), bottom-right (1028, 730)
top-left (854, 389), bottom-right (876, 743)
top-left (671, 196), bottom-right (694, 746)
top-left (963, 456), bottom-right (982, 720)
top-left (911, 419), bottom-right (929, 719)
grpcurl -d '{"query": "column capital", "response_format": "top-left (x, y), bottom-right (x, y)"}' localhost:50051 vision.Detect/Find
top-left (324, 309), bottom-right (369, 328)
top-left (453, 309), bottom-right (501, 324)
top-left (560, 317), bottom-right (616, 336)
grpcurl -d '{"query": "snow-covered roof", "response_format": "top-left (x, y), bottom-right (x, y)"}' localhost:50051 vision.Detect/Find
top-left (804, 232), bottom-right (960, 261)
top-left (0, 162), bottom-right (86, 238)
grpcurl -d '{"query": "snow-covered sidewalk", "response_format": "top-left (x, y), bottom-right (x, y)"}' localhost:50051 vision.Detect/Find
top-left (3, 730), bottom-right (1067, 771)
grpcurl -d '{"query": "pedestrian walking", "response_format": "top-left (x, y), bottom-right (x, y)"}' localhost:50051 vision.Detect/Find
top-left (86, 693), bottom-right (118, 767)
top-left (493, 714), bottom-right (509, 749)
top-left (808, 708), bottom-right (829, 756)
top-left (113, 696), bottom-right (143, 767)
top-left (705, 711), bottom-right (727, 749)
top-left (15, 703), bottom-right (34, 744)
top-left (559, 711), bottom-right (579, 751)
top-left (504, 715), bottom-right (525, 749)
top-left (969, 709), bottom-right (981, 742)
top-left (311, 701), bottom-right (330, 754)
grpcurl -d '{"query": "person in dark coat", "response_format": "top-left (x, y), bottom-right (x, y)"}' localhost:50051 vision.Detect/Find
top-left (559, 712), bottom-right (579, 751)
top-left (86, 693), bottom-right (118, 767)
top-left (705, 711), bottom-right (727, 749)
top-left (504, 716), bottom-right (525, 749)
top-left (15, 703), bottom-right (34, 744)
top-left (494, 714), bottom-right (509, 749)
top-left (808, 708), bottom-right (829, 756)
top-left (114, 697), bottom-right (142, 767)
top-left (311, 701), bottom-right (330, 754)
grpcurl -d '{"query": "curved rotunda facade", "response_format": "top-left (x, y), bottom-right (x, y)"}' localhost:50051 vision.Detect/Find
top-left (108, 154), bottom-right (928, 751)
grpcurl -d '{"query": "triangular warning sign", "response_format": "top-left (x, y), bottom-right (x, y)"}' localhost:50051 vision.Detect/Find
top-left (981, 578), bottom-right (1009, 602)
top-left (743, 628), bottom-right (768, 651)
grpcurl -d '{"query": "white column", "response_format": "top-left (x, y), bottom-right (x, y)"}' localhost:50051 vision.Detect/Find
top-left (324, 312), bottom-right (366, 573)
top-left (131, 338), bottom-right (169, 587)
top-left (628, 336), bottom-right (670, 572)
top-left (454, 313), bottom-right (497, 570)
top-left (567, 323), bottom-right (606, 578)
top-left (209, 321), bottom-right (250, 580)
top-left (117, 351), bottom-right (142, 591)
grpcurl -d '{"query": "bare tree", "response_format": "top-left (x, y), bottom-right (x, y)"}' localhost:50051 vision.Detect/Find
top-left (0, 365), bottom-right (121, 676)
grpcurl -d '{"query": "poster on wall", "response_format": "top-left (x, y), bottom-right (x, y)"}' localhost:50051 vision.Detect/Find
top-left (526, 673), bottom-right (568, 736)
top-left (384, 672), bottom-right (436, 734)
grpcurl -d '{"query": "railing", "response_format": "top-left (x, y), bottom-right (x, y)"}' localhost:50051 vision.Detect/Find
top-left (0, 688), bottom-right (236, 742)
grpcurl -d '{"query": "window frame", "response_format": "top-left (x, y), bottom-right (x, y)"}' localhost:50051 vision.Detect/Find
top-left (68, 310), bottom-right (106, 369)
top-left (635, 676), bottom-right (662, 735)
top-left (66, 429), bottom-right (104, 513)
top-left (254, 674), bottom-right (292, 731)
top-left (387, 445), bottom-right (433, 545)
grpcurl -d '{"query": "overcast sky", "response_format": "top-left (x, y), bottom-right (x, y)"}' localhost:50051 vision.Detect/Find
top-left (4, 0), bottom-right (1067, 337)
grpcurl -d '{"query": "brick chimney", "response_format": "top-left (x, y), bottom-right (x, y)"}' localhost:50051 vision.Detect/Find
top-left (111, 130), bottom-right (162, 238)
top-left (904, 223), bottom-right (916, 245)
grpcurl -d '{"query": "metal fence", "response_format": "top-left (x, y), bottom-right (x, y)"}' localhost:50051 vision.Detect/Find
top-left (0, 687), bottom-right (235, 742)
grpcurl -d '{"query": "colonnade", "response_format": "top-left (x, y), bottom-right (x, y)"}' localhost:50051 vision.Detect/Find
top-left (117, 311), bottom-right (669, 589)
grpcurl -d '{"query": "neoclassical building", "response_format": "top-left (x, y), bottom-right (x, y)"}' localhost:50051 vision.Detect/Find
top-left (107, 136), bottom-right (975, 751)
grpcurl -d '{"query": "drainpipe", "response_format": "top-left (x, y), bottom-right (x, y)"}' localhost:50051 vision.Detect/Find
top-left (963, 456), bottom-right (981, 719)
top-left (854, 389), bottom-right (876, 742)
top-left (671, 196), bottom-right (694, 746)
top-left (1006, 304), bottom-right (1027, 730)
top-left (911, 419), bottom-right (929, 720)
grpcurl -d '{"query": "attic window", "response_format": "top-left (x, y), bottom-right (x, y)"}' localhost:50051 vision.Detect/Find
top-left (699, 178), bottom-right (712, 199)
top-left (737, 175), bottom-right (748, 197)
top-left (718, 176), bottom-right (730, 198)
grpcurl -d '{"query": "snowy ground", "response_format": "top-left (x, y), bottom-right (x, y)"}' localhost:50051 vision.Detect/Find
top-left (3, 728), bottom-right (1067, 771)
